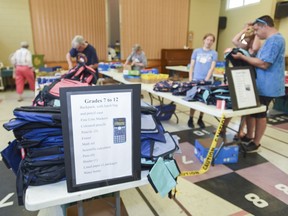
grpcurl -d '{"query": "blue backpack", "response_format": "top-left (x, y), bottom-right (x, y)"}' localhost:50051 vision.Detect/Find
top-left (2, 106), bottom-right (65, 205)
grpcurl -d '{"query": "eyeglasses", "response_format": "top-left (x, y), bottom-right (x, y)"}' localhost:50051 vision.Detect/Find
top-left (254, 18), bottom-right (268, 26)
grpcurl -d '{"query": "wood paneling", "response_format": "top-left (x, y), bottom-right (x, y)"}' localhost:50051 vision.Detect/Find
top-left (161, 49), bottom-right (193, 75)
top-left (29, 0), bottom-right (107, 62)
top-left (120, 0), bottom-right (189, 63)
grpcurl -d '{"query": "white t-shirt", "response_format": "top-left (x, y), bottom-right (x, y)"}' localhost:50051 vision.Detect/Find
top-left (10, 48), bottom-right (32, 67)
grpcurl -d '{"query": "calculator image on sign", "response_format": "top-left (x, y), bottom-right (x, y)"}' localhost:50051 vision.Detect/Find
top-left (113, 118), bottom-right (126, 144)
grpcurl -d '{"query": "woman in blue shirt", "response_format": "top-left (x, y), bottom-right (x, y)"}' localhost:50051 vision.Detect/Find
top-left (188, 33), bottom-right (218, 128)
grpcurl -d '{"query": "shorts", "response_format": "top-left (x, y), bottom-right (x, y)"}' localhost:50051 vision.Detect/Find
top-left (250, 96), bottom-right (274, 118)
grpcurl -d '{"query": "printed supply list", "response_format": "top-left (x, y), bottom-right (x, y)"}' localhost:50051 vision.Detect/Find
top-left (69, 91), bottom-right (133, 185)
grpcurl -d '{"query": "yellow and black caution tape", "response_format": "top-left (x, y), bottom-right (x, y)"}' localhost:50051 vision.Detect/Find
top-left (179, 114), bottom-right (226, 177)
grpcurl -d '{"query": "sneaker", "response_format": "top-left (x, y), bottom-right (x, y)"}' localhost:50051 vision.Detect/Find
top-left (197, 118), bottom-right (205, 129)
top-left (18, 97), bottom-right (23, 102)
top-left (241, 142), bottom-right (261, 153)
top-left (241, 135), bottom-right (253, 144)
top-left (187, 118), bottom-right (194, 128)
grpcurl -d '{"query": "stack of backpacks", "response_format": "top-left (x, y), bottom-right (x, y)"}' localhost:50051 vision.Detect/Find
top-left (33, 63), bottom-right (98, 107)
top-left (153, 80), bottom-right (212, 96)
top-left (1, 63), bottom-right (181, 205)
top-left (140, 101), bottom-right (179, 167)
top-left (1, 63), bottom-right (98, 205)
top-left (1, 106), bottom-right (65, 205)
top-left (141, 101), bottom-right (181, 197)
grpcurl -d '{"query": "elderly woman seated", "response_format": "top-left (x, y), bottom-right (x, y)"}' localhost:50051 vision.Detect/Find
top-left (124, 44), bottom-right (147, 71)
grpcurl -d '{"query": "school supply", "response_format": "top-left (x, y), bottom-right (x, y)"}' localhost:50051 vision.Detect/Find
top-left (140, 102), bottom-right (179, 168)
top-left (184, 85), bottom-right (232, 109)
top-left (33, 63), bottom-right (98, 107)
top-left (148, 157), bottom-right (180, 197)
top-left (155, 102), bottom-right (178, 122)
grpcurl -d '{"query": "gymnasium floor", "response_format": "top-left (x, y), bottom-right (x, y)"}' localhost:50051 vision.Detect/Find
top-left (0, 89), bottom-right (288, 216)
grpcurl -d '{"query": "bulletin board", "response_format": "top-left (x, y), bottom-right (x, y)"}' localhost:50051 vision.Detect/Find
top-left (60, 84), bottom-right (141, 192)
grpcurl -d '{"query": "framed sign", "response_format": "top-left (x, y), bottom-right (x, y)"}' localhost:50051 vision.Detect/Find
top-left (60, 84), bottom-right (141, 192)
top-left (226, 66), bottom-right (260, 110)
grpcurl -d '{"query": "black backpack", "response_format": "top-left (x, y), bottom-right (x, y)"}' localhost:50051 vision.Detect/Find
top-left (224, 48), bottom-right (251, 67)
top-left (17, 163), bottom-right (65, 205)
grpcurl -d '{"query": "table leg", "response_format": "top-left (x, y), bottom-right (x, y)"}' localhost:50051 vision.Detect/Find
top-left (77, 200), bottom-right (84, 216)
top-left (115, 191), bottom-right (121, 216)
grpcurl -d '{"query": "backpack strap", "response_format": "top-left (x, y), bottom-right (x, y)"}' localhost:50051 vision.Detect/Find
top-left (16, 160), bottom-right (25, 205)
top-left (82, 65), bottom-right (98, 84)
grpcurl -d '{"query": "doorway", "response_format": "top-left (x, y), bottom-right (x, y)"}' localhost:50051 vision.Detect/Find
top-left (107, 0), bottom-right (121, 60)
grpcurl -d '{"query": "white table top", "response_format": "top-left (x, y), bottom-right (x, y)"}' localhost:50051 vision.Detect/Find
top-left (165, 65), bottom-right (224, 78)
top-left (99, 70), bottom-right (265, 118)
top-left (166, 65), bottom-right (189, 72)
top-left (100, 70), bottom-right (140, 85)
top-left (25, 170), bottom-right (149, 211)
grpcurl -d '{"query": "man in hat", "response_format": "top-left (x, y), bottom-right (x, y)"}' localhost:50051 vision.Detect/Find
top-left (10, 41), bottom-right (35, 102)
top-left (232, 15), bottom-right (286, 153)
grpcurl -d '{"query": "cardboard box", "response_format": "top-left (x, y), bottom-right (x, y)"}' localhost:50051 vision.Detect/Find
top-left (66, 197), bottom-right (128, 216)
top-left (194, 138), bottom-right (239, 164)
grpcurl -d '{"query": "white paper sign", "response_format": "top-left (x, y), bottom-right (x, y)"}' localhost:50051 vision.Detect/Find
top-left (69, 91), bottom-right (132, 185)
top-left (231, 68), bottom-right (257, 109)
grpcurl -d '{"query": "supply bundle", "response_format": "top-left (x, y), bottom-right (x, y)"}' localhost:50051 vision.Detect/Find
top-left (153, 80), bottom-right (212, 96)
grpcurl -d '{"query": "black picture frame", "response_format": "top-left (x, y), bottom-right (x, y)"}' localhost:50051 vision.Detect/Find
top-left (60, 84), bottom-right (141, 192)
top-left (226, 66), bottom-right (260, 110)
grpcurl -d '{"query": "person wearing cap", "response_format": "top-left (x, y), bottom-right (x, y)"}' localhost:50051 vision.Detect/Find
top-left (10, 41), bottom-right (35, 102)
top-left (66, 35), bottom-right (99, 70)
top-left (124, 44), bottom-right (147, 71)
top-left (187, 33), bottom-right (218, 129)
top-left (232, 15), bottom-right (286, 153)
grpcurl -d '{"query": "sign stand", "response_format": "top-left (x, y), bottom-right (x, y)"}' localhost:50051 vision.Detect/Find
top-left (60, 84), bottom-right (141, 215)
top-left (226, 66), bottom-right (260, 110)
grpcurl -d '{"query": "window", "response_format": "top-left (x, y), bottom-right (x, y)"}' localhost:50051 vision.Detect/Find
top-left (227, 0), bottom-right (260, 9)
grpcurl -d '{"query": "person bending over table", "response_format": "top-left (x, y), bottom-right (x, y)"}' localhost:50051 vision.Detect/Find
top-left (124, 44), bottom-right (147, 71)
top-left (188, 33), bottom-right (218, 129)
top-left (66, 35), bottom-right (99, 70)
top-left (232, 15), bottom-right (285, 153)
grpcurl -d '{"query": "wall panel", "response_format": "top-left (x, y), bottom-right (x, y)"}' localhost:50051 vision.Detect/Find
top-left (29, 0), bottom-right (107, 62)
top-left (120, 0), bottom-right (189, 61)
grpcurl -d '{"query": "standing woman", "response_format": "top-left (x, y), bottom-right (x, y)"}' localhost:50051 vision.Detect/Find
top-left (10, 41), bottom-right (35, 102)
top-left (188, 33), bottom-right (218, 128)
